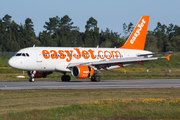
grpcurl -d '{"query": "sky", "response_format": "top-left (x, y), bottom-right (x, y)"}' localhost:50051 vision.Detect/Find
top-left (0, 0), bottom-right (180, 36)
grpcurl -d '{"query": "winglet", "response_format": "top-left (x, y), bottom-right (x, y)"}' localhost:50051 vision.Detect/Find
top-left (120, 16), bottom-right (150, 50)
top-left (166, 54), bottom-right (171, 61)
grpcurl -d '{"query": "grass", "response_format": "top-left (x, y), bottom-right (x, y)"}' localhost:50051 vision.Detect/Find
top-left (3, 100), bottom-right (180, 119)
top-left (0, 56), bottom-right (11, 67)
top-left (0, 88), bottom-right (180, 119)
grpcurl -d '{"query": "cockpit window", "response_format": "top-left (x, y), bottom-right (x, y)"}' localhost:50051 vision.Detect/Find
top-left (16, 53), bottom-right (30, 57)
top-left (26, 53), bottom-right (29, 57)
top-left (16, 53), bottom-right (22, 56)
top-left (22, 53), bottom-right (26, 56)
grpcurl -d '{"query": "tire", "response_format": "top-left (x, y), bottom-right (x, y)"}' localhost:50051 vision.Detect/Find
top-left (91, 76), bottom-right (95, 81)
top-left (66, 75), bottom-right (71, 81)
top-left (91, 75), bottom-right (100, 82)
top-left (29, 77), bottom-right (35, 82)
top-left (94, 75), bottom-right (100, 82)
top-left (61, 75), bottom-right (71, 82)
top-left (61, 75), bottom-right (65, 81)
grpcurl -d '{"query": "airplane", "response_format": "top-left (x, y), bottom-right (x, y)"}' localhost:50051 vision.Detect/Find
top-left (8, 16), bottom-right (171, 82)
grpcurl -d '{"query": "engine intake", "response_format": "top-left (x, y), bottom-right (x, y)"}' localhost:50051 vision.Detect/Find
top-left (71, 65), bottom-right (94, 78)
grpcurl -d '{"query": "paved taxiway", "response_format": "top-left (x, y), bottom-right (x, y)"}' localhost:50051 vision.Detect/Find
top-left (1, 79), bottom-right (180, 90)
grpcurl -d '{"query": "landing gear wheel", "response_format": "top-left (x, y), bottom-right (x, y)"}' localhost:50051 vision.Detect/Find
top-left (28, 71), bottom-right (36, 82)
top-left (91, 75), bottom-right (100, 82)
top-left (61, 75), bottom-right (71, 82)
top-left (91, 76), bottom-right (95, 81)
top-left (66, 75), bottom-right (71, 81)
top-left (29, 77), bottom-right (35, 82)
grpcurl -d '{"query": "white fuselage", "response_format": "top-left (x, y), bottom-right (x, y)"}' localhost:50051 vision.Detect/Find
top-left (8, 47), bottom-right (152, 72)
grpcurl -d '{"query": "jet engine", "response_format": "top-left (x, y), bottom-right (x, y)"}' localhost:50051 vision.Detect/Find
top-left (71, 65), bottom-right (95, 78)
top-left (27, 71), bottom-right (53, 78)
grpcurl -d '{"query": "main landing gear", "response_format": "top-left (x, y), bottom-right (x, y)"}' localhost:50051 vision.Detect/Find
top-left (61, 73), bottom-right (71, 82)
top-left (61, 73), bottom-right (100, 82)
top-left (91, 75), bottom-right (100, 82)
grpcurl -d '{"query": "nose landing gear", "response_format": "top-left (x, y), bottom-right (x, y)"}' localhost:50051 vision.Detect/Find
top-left (28, 71), bottom-right (36, 82)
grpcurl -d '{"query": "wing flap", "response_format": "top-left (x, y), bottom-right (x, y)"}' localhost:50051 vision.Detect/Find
top-left (91, 57), bottom-right (158, 65)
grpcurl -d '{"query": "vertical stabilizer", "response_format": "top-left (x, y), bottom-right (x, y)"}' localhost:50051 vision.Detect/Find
top-left (120, 16), bottom-right (150, 50)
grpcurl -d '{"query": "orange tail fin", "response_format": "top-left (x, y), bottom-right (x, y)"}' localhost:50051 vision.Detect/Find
top-left (120, 16), bottom-right (150, 50)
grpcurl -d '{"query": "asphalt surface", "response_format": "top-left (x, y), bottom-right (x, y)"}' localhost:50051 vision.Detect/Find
top-left (0, 79), bottom-right (180, 90)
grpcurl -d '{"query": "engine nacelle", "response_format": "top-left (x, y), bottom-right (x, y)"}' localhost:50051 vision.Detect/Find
top-left (27, 71), bottom-right (53, 78)
top-left (71, 65), bottom-right (94, 78)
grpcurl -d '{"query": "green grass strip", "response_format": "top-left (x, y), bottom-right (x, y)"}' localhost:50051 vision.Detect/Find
top-left (1, 98), bottom-right (180, 119)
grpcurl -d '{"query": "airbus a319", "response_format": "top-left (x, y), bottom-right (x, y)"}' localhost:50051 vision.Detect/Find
top-left (8, 16), bottom-right (170, 82)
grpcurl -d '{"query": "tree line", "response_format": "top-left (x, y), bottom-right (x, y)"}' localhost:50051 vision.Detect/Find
top-left (0, 14), bottom-right (180, 52)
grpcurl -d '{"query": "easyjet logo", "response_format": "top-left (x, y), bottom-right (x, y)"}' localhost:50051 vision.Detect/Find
top-left (42, 48), bottom-right (121, 62)
top-left (130, 19), bottom-right (146, 44)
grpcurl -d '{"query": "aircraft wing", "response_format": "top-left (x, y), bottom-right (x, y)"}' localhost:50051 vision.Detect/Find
top-left (67, 55), bottom-right (171, 69)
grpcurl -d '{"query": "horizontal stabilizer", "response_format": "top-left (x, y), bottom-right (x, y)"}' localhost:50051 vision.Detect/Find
top-left (166, 54), bottom-right (171, 61)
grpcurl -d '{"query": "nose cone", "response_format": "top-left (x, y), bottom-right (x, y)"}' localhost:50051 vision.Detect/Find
top-left (8, 57), bottom-right (17, 69)
top-left (8, 56), bottom-right (31, 70)
top-left (8, 57), bottom-right (23, 69)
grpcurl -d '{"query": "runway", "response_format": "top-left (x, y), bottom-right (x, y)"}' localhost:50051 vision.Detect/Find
top-left (1, 79), bottom-right (180, 90)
